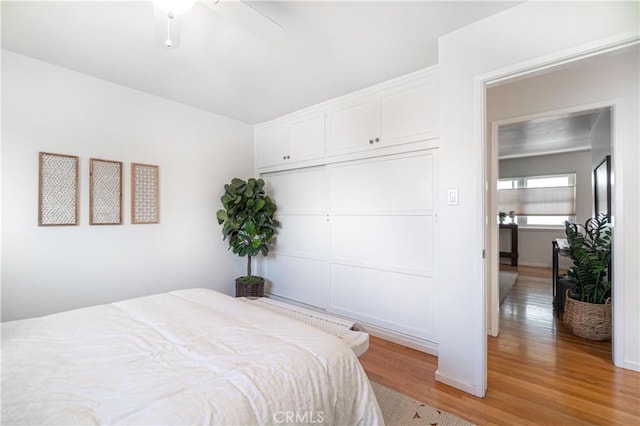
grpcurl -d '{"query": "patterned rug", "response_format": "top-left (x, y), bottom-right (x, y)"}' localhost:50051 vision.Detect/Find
top-left (371, 382), bottom-right (474, 425)
top-left (499, 271), bottom-right (519, 305)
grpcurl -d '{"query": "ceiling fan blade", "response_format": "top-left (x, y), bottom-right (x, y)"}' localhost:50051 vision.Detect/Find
top-left (199, 0), bottom-right (285, 39)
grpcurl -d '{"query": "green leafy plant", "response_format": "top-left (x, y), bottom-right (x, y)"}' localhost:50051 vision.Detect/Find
top-left (216, 178), bottom-right (280, 278)
top-left (564, 213), bottom-right (612, 304)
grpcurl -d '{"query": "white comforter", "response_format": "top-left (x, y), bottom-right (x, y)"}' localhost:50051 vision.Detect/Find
top-left (1, 288), bottom-right (383, 425)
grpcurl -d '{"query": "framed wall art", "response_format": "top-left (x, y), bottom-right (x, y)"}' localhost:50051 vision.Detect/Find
top-left (90, 158), bottom-right (123, 225)
top-left (38, 152), bottom-right (79, 226)
top-left (593, 155), bottom-right (611, 220)
top-left (131, 163), bottom-right (159, 224)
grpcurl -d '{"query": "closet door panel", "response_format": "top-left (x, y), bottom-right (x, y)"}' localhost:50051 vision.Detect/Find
top-left (329, 154), bottom-right (434, 212)
top-left (274, 215), bottom-right (328, 259)
top-left (329, 264), bottom-right (435, 341)
top-left (263, 167), bottom-right (326, 213)
top-left (264, 255), bottom-right (328, 308)
top-left (331, 215), bottom-right (432, 274)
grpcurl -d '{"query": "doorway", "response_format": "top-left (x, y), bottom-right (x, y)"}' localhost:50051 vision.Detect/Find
top-left (487, 102), bottom-right (612, 338)
top-left (483, 45), bottom-right (638, 373)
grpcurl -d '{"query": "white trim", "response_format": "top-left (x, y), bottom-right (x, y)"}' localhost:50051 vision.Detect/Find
top-left (499, 146), bottom-right (591, 160)
top-left (434, 370), bottom-right (476, 395)
top-left (609, 101), bottom-right (625, 368)
top-left (482, 31), bottom-right (640, 88)
top-left (475, 76), bottom-right (489, 397)
top-left (348, 319), bottom-right (438, 356)
top-left (624, 360), bottom-right (640, 372)
top-left (492, 101), bottom-right (618, 129)
top-left (265, 292), bottom-right (439, 355)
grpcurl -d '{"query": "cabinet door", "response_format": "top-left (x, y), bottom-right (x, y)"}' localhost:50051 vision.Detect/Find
top-left (290, 112), bottom-right (325, 163)
top-left (256, 124), bottom-right (291, 168)
top-left (378, 76), bottom-right (437, 148)
top-left (326, 97), bottom-right (377, 157)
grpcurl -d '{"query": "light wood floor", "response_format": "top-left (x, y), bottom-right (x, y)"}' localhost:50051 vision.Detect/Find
top-left (359, 265), bottom-right (640, 425)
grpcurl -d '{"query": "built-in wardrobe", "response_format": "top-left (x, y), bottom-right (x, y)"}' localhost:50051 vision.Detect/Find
top-left (254, 67), bottom-right (439, 353)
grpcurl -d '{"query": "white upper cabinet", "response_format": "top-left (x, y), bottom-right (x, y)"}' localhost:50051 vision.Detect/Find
top-left (324, 97), bottom-right (377, 156)
top-left (326, 68), bottom-right (438, 159)
top-left (255, 66), bottom-right (438, 172)
top-left (256, 123), bottom-right (291, 168)
top-left (379, 77), bottom-right (437, 146)
top-left (256, 111), bottom-right (325, 171)
top-left (290, 113), bottom-right (325, 162)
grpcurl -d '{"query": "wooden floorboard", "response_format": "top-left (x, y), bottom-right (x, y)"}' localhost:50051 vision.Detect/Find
top-left (359, 265), bottom-right (640, 425)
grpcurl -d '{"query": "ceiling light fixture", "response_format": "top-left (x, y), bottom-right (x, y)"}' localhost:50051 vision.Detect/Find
top-left (152, 0), bottom-right (197, 48)
top-left (153, 0), bottom-right (196, 17)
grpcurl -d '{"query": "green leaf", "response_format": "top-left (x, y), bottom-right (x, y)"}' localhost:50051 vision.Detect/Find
top-left (216, 176), bottom-right (281, 275)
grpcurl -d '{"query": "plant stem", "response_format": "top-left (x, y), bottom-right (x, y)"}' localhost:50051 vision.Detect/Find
top-left (247, 255), bottom-right (252, 277)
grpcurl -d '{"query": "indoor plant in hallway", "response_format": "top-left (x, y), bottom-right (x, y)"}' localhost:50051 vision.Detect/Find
top-left (216, 177), bottom-right (279, 298)
top-left (562, 213), bottom-right (612, 340)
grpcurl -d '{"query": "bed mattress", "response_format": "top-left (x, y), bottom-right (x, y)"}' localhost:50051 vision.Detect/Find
top-left (1, 288), bottom-right (383, 425)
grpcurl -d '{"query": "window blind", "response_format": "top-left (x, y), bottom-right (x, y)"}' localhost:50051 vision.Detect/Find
top-left (498, 186), bottom-right (576, 216)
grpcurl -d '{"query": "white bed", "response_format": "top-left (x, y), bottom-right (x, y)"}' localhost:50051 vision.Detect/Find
top-left (1, 288), bottom-right (383, 425)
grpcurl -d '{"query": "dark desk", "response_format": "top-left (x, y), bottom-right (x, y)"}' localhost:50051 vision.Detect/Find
top-left (552, 239), bottom-right (570, 313)
top-left (499, 223), bottom-right (518, 266)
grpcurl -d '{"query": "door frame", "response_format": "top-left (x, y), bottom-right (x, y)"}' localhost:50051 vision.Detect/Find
top-left (477, 35), bottom-right (638, 393)
top-left (486, 102), bottom-right (618, 337)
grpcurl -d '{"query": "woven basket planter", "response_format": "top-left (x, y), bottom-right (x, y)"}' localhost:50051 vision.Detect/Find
top-left (235, 277), bottom-right (265, 298)
top-left (563, 290), bottom-right (611, 341)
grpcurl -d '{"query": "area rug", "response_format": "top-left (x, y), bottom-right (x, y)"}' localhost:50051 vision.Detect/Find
top-left (371, 381), bottom-right (473, 425)
top-left (499, 271), bottom-right (519, 305)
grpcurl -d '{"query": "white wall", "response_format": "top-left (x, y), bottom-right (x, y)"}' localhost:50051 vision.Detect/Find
top-left (591, 109), bottom-right (612, 169)
top-left (497, 151), bottom-right (593, 269)
top-left (437, 1), bottom-right (639, 396)
top-left (1, 51), bottom-right (254, 321)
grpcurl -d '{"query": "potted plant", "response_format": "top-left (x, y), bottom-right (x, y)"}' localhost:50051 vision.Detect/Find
top-left (216, 177), bottom-right (280, 298)
top-left (498, 211), bottom-right (507, 224)
top-left (562, 213), bottom-right (612, 340)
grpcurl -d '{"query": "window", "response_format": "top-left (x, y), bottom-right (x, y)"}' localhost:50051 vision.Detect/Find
top-left (498, 173), bottom-right (576, 227)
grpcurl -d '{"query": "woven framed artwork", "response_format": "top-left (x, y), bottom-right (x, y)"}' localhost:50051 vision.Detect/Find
top-left (38, 152), bottom-right (79, 226)
top-left (131, 163), bottom-right (159, 224)
top-left (90, 158), bottom-right (123, 225)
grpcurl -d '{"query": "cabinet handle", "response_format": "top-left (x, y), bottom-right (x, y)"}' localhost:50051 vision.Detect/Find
top-left (375, 137), bottom-right (380, 143)
top-left (286, 155), bottom-right (290, 159)
top-left (369, 139), bottom-right (374, 144)
top-left (283, 156), bottom-right (286, 160)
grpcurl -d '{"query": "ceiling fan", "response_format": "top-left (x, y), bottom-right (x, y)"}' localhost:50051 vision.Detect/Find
top-left (152, 0), bottom-right (285, 49)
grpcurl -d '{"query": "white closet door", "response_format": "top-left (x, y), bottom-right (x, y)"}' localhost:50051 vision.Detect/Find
top-left (330, 264), bottom-right (435, 342)
top-left (263, 255), bottom-right (328, 308)
top-left (261, 167), bottom-right (329, 308)
top-left (327, 151), bottom-right (437, 342)
top-left (331, 215), bottom-right (432, 276)
top-left (329, 153), bottom-right (434, 212)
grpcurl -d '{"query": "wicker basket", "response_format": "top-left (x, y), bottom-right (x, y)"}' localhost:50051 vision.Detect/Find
top-left (563, 290), bottom-right (611, 341)
top-left (235, 277), bottom-right (265, 298)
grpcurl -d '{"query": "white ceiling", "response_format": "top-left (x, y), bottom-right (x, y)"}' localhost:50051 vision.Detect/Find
top-left (498, 109), bottom-right (608, 159)
top-left (1, 0), bottom-right (520, 124)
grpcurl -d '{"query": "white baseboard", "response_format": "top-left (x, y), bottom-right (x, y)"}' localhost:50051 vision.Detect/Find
top-left (355, 321), bottom-right (438, 356)
top-left (435, 369), bottom-right (478, 396)
top-left (623, 359), bottom-right (640, 372)
top-left (265, 292), bottom-right (438, 356)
